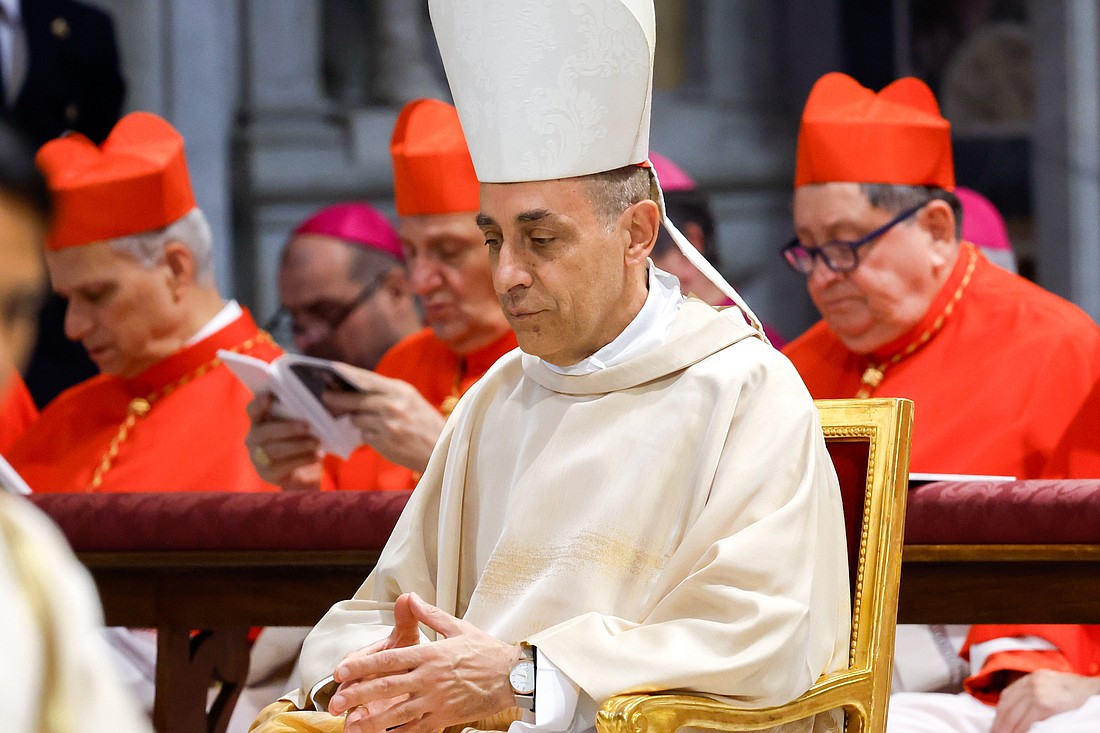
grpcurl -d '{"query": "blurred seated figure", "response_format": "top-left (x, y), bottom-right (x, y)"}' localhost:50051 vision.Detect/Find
top-left (649, 152), bottom-right (785, 347)
top-left (780, 71), bottom-right (1100, 733)
top-left (245, 99), bottom-right (515, 494)
top-left (0, 118), bottom-right (148, 733)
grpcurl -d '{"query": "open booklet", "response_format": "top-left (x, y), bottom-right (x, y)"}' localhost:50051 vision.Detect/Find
top-left (218, 350), bottom-right (363, 459)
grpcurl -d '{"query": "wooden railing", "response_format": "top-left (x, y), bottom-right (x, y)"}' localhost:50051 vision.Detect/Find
top-left (30, 480), bottom-right (1100, 733)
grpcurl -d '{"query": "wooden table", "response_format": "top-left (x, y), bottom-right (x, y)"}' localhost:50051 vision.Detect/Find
top-left (82, 549), bottom-right (382, 733)
top-left (898, 543), bottom-right (1100, 623)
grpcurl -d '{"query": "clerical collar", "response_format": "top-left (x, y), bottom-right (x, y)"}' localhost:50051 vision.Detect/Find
top-left (186, 300), bottom-right (242, 346)
top-left (544, 262), bottom-right (685, 376)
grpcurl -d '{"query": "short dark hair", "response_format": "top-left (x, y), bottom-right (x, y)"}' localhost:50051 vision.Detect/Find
top-left (0, 122), bottom-right (51, 223)
top-left (860, 183), bottom-right (962, 238)
top-left (583, 165), bottom-right (653, 230)
top-left (653, 188), bottom-right (719, 266)
top-left (345, 243), bottom-right (404, 284)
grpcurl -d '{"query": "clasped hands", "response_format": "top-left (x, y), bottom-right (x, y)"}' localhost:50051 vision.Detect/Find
top-left (329, 592), bottom-right (522, 733)
top-left (244, 364), bottom-right (446, 490)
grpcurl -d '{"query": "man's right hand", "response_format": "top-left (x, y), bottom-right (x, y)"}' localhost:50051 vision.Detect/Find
top-left (244, 392), bottom-right (324, 491)
top-left (321, 367), bottom-right (446, 473)
top-left (992, 669), bottom-right (1100, 733)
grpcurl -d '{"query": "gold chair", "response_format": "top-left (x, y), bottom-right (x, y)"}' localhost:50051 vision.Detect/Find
top-left (596, 398), bottom-right (914, 733)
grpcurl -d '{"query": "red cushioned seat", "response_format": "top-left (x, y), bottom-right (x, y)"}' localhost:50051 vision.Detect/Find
top-left (28, 491), bottom-right (412, 552)
top-left (904, 480), bottom-right (1100, 545)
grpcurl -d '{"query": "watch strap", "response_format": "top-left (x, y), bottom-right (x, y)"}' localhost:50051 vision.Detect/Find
top-left (511, 642), bottom-right (536, 711)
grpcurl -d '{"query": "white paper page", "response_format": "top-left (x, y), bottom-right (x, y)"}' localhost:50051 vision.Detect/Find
top-left (218, 350), bottom-right (276, 393)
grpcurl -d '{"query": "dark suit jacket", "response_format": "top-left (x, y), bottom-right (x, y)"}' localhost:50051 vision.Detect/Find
top-left (3, 0), bottom-right (125, 146)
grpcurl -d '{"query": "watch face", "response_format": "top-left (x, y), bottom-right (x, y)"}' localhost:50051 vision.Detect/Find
top-left (509, 659), bottom-right (536, 695)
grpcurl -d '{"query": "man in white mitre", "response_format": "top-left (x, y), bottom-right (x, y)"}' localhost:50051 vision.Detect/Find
top-left (250, 3), bottom-right (849, 733)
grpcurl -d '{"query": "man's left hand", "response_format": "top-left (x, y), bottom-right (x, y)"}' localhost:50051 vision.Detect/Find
top-left (992, 669), bottom-right (1100, 733)
top-left (329, 592), bottom-right (521, 733)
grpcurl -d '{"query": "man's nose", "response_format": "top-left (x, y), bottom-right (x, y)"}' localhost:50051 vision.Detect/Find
top-left (492, 242), bottom-right (532, 294)
top-left (408, 259), bottom-right (443, 295)
top-left (63, 300), bottom-right (92, 341)
top-left (807, 254), bottom-right (842, 290)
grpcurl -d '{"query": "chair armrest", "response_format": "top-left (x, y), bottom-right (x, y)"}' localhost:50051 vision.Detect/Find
top-left (596, 670), bottom-right (871, 733)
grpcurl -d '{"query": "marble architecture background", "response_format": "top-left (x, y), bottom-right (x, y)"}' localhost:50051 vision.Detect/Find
top-left (88, 0), bottom-right (1099, 347)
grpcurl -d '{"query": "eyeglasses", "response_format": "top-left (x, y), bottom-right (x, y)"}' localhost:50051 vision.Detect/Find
top-left (781, 204), bottom-right (925, 275)
top-left (264, 276), bottom-right (384, 341)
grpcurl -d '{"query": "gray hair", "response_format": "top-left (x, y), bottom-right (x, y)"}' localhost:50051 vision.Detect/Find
top-left (583, 165), bottom-right (653, 230)
top-left (860, 184), bottom-right (963, 239)
top-left (108, 208), bottom-right (215, 286)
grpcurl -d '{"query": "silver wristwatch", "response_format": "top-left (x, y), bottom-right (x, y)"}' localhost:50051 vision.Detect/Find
top-left (509, 642), bottom-right (536, 711)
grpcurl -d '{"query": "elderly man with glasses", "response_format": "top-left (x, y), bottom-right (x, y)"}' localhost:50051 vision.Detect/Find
top-left (783, 72), bottom-right (1100, 480)
top-left (781, 72), bottom-right (1100, 733)
top-left (267, 202), bottom-right (421, 372)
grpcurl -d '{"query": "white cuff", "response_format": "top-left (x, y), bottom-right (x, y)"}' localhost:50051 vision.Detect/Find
top-left (309, 676), bottom-right (338, 711)
top-left (969, 635), bottom-right (1059, 676)
top-left (507, 650), bottom-right (581, 733)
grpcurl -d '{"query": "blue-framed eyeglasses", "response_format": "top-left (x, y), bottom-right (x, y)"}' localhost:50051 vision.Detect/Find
top-left (781, 204), bottom-right (926, 275)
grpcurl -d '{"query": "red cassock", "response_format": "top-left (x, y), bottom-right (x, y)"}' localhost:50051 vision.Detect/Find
top-left (961, 625), bottom-right (1100, 704)
top-left (784, 242), bottom-right (1100, 702)
top-left (320, 327), bottom-right (518, 491)
top-left (784, 243), bottom-right (1100, 480)
top-left (0, 371), bottom-right (38, 455)
top-left (7, 310), bottom-right (282, 493)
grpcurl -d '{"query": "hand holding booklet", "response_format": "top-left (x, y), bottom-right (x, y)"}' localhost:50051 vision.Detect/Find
top-left (218, 350), bottom-right (364, 459)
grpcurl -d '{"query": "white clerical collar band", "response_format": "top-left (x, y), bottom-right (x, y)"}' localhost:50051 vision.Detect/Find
top-left (429, 0), bottom-right (769, 346)
top-left (186, 300), bottom-right (242, 346)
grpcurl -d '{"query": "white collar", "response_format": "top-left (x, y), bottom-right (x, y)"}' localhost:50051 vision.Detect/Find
top-left (543, 262), bottom-right (684, 376)
top-left (185, 300), bottom-right (241, 346)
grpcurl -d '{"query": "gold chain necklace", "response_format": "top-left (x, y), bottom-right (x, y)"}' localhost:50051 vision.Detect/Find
top-left (86, 331), bottom-right (276, 491)
top-left (856, 245), bottom-right (978, 398)
top-left (439, 357), bottom-right (467, 417)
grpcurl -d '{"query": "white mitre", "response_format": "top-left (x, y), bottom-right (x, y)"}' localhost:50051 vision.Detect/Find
top-left (428, 0), bottom-right (767, 340)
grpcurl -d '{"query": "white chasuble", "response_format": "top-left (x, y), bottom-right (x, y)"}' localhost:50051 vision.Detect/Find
top-left (297, 300), bottom-right (850, 733)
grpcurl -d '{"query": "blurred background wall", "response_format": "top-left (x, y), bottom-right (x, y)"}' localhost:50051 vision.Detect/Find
top-left (89, 0), bottom-right (1099, 341)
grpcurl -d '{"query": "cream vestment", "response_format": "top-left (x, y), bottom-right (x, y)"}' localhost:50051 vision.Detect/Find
top-left (0, 487), bottom-right (151, 733)
top-left (294, 300), bottom-right (850, 732)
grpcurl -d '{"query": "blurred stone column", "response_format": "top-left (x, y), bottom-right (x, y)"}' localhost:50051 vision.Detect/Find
top-left (243, 0), bottom-right (325, 113)
top-left (90, 0), bottom-right (240, 298)
top-left (1030, 0), bottom-right (1100, 319)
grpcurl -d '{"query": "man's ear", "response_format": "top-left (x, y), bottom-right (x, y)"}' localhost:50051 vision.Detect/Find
top-left (623, 198), bottom-right (661, 265)
top-left (920, 199), bottom-right (958, 266)
top-left (163, 241), bottom-right (198, 299)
